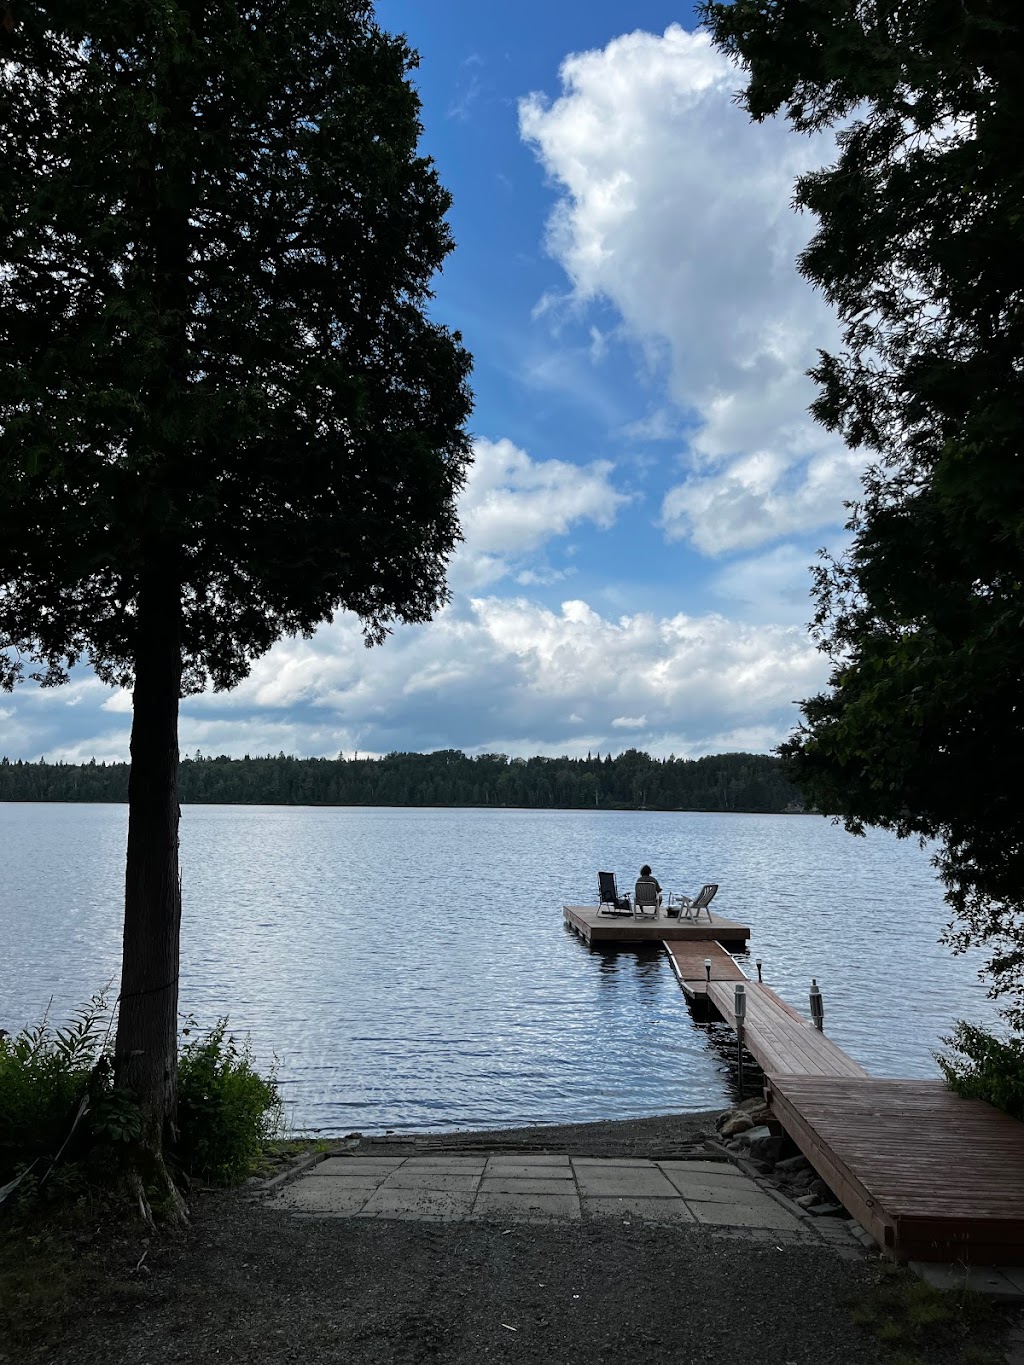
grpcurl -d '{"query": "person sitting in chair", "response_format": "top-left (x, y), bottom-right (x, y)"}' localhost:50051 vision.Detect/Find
top-left (635, 865), bottom-right (663, 912)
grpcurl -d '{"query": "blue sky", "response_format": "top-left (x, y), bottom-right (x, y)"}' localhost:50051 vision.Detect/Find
top-left (2, 3), bottom-right (865, 764)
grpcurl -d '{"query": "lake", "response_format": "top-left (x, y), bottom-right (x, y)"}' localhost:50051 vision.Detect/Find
top-left (0, 803), bottom-right (996, 1135)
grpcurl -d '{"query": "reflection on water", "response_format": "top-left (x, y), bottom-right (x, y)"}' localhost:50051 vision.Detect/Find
top-left (0, 803), bottom-right (997, 1134)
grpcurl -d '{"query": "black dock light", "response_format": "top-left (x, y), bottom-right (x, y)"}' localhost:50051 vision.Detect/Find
top-left (734, 983), bottom-right (747, 1091)
top-left (810, 978), bottom-right (824, 1032)
top-left (704, 956), bottom-right (711, 987)
top-left (755, 959), bottom-right (762, 983)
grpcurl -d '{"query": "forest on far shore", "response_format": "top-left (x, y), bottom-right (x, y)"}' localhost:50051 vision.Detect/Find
top-left (0, 748), bottom-right (804, 813)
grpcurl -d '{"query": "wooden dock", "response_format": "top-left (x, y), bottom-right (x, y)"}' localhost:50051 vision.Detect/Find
top-left (665, 940), bottom-right (868, 1079)
top-left (664, 939), bottom-right (745, 996)
top-left (568, 900), bottom-right (1024, 1262)
top-left (768, 1076), bottom-right (1024, 1263)
top-left (563, 904), bottom-right (749, 946)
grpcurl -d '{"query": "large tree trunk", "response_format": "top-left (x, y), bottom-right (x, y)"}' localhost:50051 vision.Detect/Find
top-left (114, 570), bottom-right (187, 1223)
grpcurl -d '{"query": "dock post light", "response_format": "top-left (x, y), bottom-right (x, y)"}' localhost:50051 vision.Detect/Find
top-left (734, 983), bottom-right (747, 1093)
top-left (756, 959), bottom-right (763, 983)
top-left (704, 957), bottom-right (711, 987)
top-left (810, 978), bottom-right (824, 1032)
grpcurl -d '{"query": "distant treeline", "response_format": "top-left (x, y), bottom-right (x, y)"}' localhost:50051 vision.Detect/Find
top-left (0, 749), bottom-right (805, 813)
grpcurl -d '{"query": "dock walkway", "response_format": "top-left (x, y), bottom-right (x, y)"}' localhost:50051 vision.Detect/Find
top-left (665, 940), bottom-right (866, 1079)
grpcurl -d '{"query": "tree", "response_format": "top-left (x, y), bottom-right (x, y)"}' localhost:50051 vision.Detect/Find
top-left (700, 0), bottom-right (1024, 1025)
top-left (0, 0), bottom-right (472, 1211)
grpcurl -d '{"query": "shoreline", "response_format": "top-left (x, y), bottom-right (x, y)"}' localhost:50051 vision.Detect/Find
top-left (0, 797), bottom-right (809, 814)
top-left (332, 1108), bottom-right (726, 1160)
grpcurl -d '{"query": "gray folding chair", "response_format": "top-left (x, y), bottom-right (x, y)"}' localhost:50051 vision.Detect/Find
top-left (677, 883), bottom-right (718, 921)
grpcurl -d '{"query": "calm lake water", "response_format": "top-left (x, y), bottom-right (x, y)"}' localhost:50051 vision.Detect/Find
top-left (0, 803), bottom-right (997, 1135)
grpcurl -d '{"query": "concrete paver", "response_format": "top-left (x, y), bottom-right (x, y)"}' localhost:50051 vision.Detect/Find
top-left (661, 1170), bottom-right (755, 1203)
top-left (383, 1170), bottom-right (481, 1191)
top-left (482, 1163), bottom-right (574, 1181)
top-left (572, 1166), bottom-right (678, 1198)
top-left (472, 1191), bottom-right (581, 1221)
top-left (359, 1187), bottom-right (477, 1218)
top-left (286, 1174), bottom-right (383, 1191)
top-left (657, 1160), bottom-right (743, 1177)
top-left (571, 1157), bottom-right (652, 1168)
top-left (910, 1262), bottom-right (1024, 1301)
top-left (313, 1157), bottom-right (405, 1176)
top-left (483, 1154), bottom-right (571, 1167)
top-left (687, 1196), bottom-right (804, 1231)
top-left (401, 1156), bottom-right (487, 1170)
top-left (478, 1177), bottom-right (580, 1195)
top-left (583, 1196), bottom-right (696, 1223)
top-left (277, 1179), bottom-right (375, 1214)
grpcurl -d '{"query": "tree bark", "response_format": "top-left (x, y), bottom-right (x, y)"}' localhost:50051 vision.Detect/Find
top-left (114, 570), bottom-right (185, 1216)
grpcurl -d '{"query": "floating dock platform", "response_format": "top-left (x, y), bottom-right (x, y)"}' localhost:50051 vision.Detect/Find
top-left (562, 904), bottom-right (750, 946)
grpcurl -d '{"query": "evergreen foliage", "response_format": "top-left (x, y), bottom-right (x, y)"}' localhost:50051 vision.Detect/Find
top-left (0, 749), bottom-right (802, 813)
top-left (0, 1), bottom-right (473, 693)
top-left (701, 0), bottom-right (1024, 1026)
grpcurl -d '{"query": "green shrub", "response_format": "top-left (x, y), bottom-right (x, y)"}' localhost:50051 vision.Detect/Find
top-left (937, 1021), bottom-right (1024, 1121)
top-left (0, 993), bottom-right (111, 1184)
top-left (1, 997), bottom-right (282, 1201)
top-left (176, 1019), bottom-right (282, 1185)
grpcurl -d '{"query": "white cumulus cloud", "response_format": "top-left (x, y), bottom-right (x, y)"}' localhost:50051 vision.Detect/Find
top-left (519, 24), bottom-right (864, 553)
top-left (450, 436), bottom-right (629, 588)
top-left (5, 591), bottom-right (828, 763)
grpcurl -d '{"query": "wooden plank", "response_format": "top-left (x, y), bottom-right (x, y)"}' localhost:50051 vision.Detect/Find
top-left (706, 981), bottom-right (867, 1079)
top-left (768, 1079), bottom-right (894, 1252)
top-left (768, 1076), bottom-right (1024, 1262)
top-left (664, 940), bottom-right (745, 998)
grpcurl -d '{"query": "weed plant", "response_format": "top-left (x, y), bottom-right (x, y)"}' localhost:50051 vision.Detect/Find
top-left (938, 1021), bottom-right (1024, 1121)
top-left (851, 1261), bottom-right (1004, 1365)
top-left (0, 991), bottom-right (113, 1187)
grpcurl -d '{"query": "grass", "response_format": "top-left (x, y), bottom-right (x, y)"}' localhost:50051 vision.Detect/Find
top-left (850, 1261), bottom-right (1008, 1364)
top-left (250, 1137), bottom-right (329, 1180)
top-left (0, 1192), bottom-right (129, 1360)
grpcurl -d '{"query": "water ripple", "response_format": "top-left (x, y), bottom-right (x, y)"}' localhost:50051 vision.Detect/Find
top-left (0, 804), bottom-right (998, 1133)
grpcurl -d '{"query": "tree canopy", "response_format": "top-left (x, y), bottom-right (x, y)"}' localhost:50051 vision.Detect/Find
top-left (1, 0), bottom-right (472, 691)
top-left (700, 0), bottom-right (1024, 1024)
top-left (0, 748), bottom-right (801, 814)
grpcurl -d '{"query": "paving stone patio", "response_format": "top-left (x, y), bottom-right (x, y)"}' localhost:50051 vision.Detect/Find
top-left (273, 1154), bottom-right (813, 1233)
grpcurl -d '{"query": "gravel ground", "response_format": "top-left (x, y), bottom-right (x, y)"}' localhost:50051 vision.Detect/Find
top-left (6, 1113), bottom-right (1003, 1365)
top-left (40, 1196), bottom-right (886, 1365)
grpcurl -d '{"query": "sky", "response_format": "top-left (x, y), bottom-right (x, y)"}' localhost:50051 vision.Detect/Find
top-left (2, 1), bottom-right (865, 765)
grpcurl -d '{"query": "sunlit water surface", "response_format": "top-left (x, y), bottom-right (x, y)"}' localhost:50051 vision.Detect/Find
top-left (0, 804), bottom-right (996, 1134)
